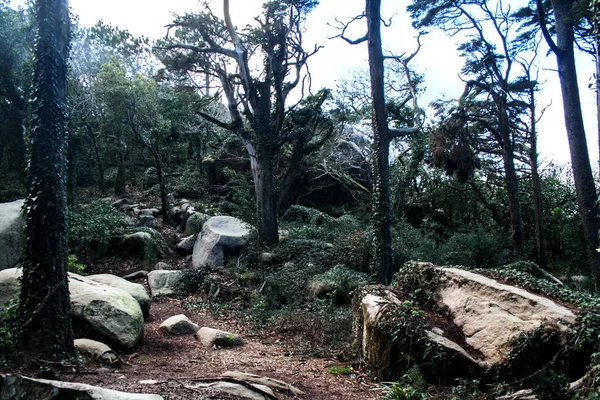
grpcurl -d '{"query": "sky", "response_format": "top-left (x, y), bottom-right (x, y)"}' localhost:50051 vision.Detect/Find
top-left (13, 0), bottom-right (600, 166)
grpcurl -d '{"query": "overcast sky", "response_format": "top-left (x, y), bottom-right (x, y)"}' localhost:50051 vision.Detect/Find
top-left (14, 0), bottom-right (600, 166)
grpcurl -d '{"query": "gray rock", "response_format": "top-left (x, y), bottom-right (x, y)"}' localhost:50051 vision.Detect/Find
top-left (70, 273), bottom-right (144, 349)
top-left (0, 199), bottom-right (25, 270)
top-left (122, 270), bottom-right (149, 280)
top-left (147, 270), bottom-right (183, 297)
top-left (139, 215), bottom-right (157, 228)
top-left (74, 338), bottom-right (119, 366)
top-left (192, 216), bottom-right (251, 268)
top-left (86, 274), bottom-right (151, 318)
top-left (185, 212), bottom-right (210, 235)
top-left (221, 371), bottom-right (304, 396)
top-left (176, 235), bottom-right (196, 254)
top-left (0, 268), bottom-right (20, 319)
top-left (111, 198), bottom-right (130, 210)
top-left (0, 374), bottom-right (164, 399)
top-left (119, 231), bottom-right (158, 263)
top-left (188, 381), bottom-right (272, 400)
top-left (154, 262), bottom-right (174, 270)
top-left (158, 314), bottom-right (200, 335)
top-left (140, 208), bottom-right (160, 216)
top-left (195, 327), bottom-right (243, 348)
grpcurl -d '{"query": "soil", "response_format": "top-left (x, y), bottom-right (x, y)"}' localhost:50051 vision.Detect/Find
top-left (59, 296), bottom-right (379, 400)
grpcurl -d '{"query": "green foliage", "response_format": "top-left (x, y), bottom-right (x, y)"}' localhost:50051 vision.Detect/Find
top-left (393, 262), bottom-right (442, 308)
top-left (219, 167), bottom-right (256, 225)
top-left (438, 228), bottom-right (510, 268)
top-left (173, 267), bottom-right (210, 298)
top-left (532, 370), bottom-right (569, 400)
top-left (311, 265), bottom-right (370, 304)
top-left (380, 382), bottom-right (424, 400)
top-left (283, 204), bottom-right (335, 225)
top-left (0, 298), bottom-right (18, 363)
top-left (68, 200), bottom-right (133, 253)
top-left (328, 365), bottom-right (352, 375)
top-left (67, 255), bottom-right (86, 274)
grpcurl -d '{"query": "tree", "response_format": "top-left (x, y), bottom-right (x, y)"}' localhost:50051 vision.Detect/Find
top-left (334, 0), bottom-right (423, 284)
top-left (17, 0), bottom-right (74, 360)
top-left (535, 0), bottom-right (600, 282)
top-left (157, 0), bottom-right (331, 245)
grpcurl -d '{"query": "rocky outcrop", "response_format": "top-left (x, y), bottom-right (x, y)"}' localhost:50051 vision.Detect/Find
top-left (86, 274), bottom-right (151, 318)
top-left (0, 199), bottom-right (25, 270)
top-left (0, 374), bottom-right (163, 399)
top-left (192, 216), bottom-right (251, 268)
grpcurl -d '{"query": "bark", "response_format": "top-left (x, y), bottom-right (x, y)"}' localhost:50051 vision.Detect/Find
top-left (86, 125), bottom-right (105, 194)
top-left (251, 155), bottom-right (279, 245)
top-left (547, 0), bottom-right (600, 282)
top-left (115, 147), bottom-right (126, 196)
top-left (367, 0), bottom-right (394, 285)
top-left (154, 151), bottom-right (169, 224)
top-left (18, 0), bottom-right (74, 360)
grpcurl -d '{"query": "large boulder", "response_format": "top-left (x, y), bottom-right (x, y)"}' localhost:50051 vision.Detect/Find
top-left (0, 374), bottom-right (164, 399)
top-left (69, 273), bottom-right (144, 349)
top-left (436, 267), bottom-right (576, 365)
top-left (0, 199), bottom-right (25, 270)
top-left (118, 231), bottom-right (160, 264)
top-left (192, 216), bottom-right (251, 268)
top-left (147, 270), bottom-right (183, 297)
top-left (0, 268), bottom-right (20, 318)
top-left (184, 212), bottom-right (210, 235)
top-left (86, 274), bottom-right (151, 318)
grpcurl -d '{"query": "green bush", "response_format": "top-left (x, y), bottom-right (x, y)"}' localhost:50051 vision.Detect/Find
top-left (173, 267), bottom-right (210, 298)
top-left (438, 227), bottom-right (509, 268)
top-left (310, 265), bottom-right (370, 304)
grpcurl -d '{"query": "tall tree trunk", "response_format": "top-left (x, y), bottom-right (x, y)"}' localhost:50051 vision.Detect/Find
top-left (154, 151), bottom-right (169, 224)
top-left (18, 0), bottom-right (74, 361)
top-left (251, 155), bottom-right (278, 245)
top-left (548, 0), bottom-right (600, 282)
top-left (499, 99), bottom-right (524, 256)
top-left (86, 126), bottom-right (105, 194)
top-left (115, 146), bottom-right (126, 196)
top-left (366, 0), bottom-right (394, 284)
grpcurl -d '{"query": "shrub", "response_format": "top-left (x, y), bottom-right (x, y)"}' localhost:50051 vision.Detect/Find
top-left (438, 228), bottom-right (509, 268)
top-left (173, 267), bottom-right (211, 298)
top-left (310, 265), bottom-right (370, 304)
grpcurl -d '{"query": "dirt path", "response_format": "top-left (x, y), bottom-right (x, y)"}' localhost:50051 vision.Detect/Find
top-left (64, 298), bottom-right (380, 400)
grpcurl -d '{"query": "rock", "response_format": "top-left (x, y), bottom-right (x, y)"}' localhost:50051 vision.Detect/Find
top-left (122, 270), bottom-right (149, 280)
top-left (154, 262), bottom-right (174, 270)
top-left (74, 338), bottom-right (119, 366)
top-left (189, 381), bottom-right (273, 400)
top-left (139, 215), bottom-right (157, 228)
top-left (147, 270), bottom-right (183, 297)
top-left (158, 314), bottom-right (199, 335)
top-left (192, 216), bottom-right (251, 268)
top-left (185, 212), bottom-right (210, 235)
top-left (260, 252), bottom-right (274, 263)
top-left (70, 273), bottom-right (144, 349)
top-left (425, 331), bottom-right (486, 376)
top-left (0, 269), bottom-right (144, 350)
top-left (0, 374), bottom-right (164, 399)
top-left (86, 274), bottom-right (151, 318)
top-left (195, 327), bottom-right (243, 348)
top-left (0, 199), bottom-right (25, 270)
top-left (176, 235), bottom-right (196, 254)
top-left (436, 267), bottom-right (576, 366)
top-left (278, 229), bottom-right (289, 241)
top-left (119, 231), bottom-right (158, 263)
top-left (221, 371), bottom-right (304, 396)
top-left (140, 208), bottom-right (160, 216)
top-left (111, 198), bottom-right (130, 210)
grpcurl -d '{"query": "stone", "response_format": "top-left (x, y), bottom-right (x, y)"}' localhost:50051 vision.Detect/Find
top-left (140, 208), bottom-right (160, 216)
top-left (147, 270), bottom-right (183, 297)
top-left (0, 268), bottom-right (20, 319)
top-left (189, 381), bottom-right (273, 400)
top-left (176, 235), bottom-right (196, 254)
top-left (139, 215), bottom-right (157, 229)
top-left (154, 262), bottom-right (174, 270)
top-left (119, 231), bottom-right (158, 263)
top-left (122, 270), bottom-right (149, 281)
top-left (0, 374), bottom-right (164, 399)
top-left (111, 198), bottom-right (130, 210)
top-left (184, 212), bottom-right (210, 235)
top-left (195, 327), bottom-right (243, 348)
top-left (192, 216), bottom-right (251, 268)
top-left (221, 371), bottom-right (304, 396)
top-left (158, 314), bottom-right (199, 335)
top-left (74, 338), bottom-right (119, 365)
top-left (86, 274), bottom-right (151, 318)
top-left (436, 267), bottom-right (576, 366)
top-left (69, 273), bottom-right (144, 349)
top-left (0, 199), bottom-right (25, 270)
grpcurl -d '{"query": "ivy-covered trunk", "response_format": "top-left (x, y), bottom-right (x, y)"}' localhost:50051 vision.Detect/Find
top-left (367, 0), bottom-right (394, 285)
top-left (251, 154), bottom-right (279, 245)
top-left (154, 151), bottom-right (169, 224)
top-left (550, 0), bottom-right (600, 283)
top-left (115, 145), bottom-right (126, 196)
top-left (18, 0), bottom-right (74, 361)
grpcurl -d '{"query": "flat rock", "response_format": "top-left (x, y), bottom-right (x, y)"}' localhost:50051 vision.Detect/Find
top-left (158, 314), bottom-right (199, 335)
top-left (86, 274), bottom-right (151, 318)
top-left (147, 270), bottom-right (183, 297)
top-left (74, 338), bottom-right (119, 365)
top-left (189, 381), bottom-right (273, 400)
top-left (222, 371), bottom-right (304, 396)
top-left (192, 216), bottom-right (251, 268)
top-left (0, 374), bottom-right (163, 399)
top-left (195, 327), bottom-right (243, 348)
top-left (0, 199), bottom-right (25, 270)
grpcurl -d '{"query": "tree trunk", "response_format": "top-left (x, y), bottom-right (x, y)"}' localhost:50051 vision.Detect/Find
top-left (366, 0), bottom-right (394, 285)
top-left (115, 147), bottom-right (126, 196)
top-left (87, 127), bottom-right (105, 194)
top-left (154, 151), bottom-right (169, 224)
top-left (251, 155), bottom-right (279, 245)
top-left (18, 0), bottom-right (74, 361)
top-left (550, 0), bottom-right (600, 283)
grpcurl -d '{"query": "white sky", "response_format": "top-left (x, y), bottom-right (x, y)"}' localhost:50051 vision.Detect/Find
top-left (14, 0), bottom-right (600, 166)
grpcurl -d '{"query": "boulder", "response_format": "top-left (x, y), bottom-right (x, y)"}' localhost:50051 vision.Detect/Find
top-left (119, 231), bottom-right (158, 263)
top-left (139, 215), bottom-right (156, 229)
top-left (69, 273), bottom-right (144, 349)
top-left (184, 212), bottom-right (210, 236)
top-left (176, 235), bottom-right (196, 254)
top-left (74, 338), bottom-right (119, 365)
top-left (195, 327), bottom-right (243, 348)
top-left (435, 267), bottom-right (576, 365)
top-left (147, 270), bottom-right (183, 297)
top-left (154, 262), bottom-right (174, 270)
top-left (140, 208), bottom-right (160, 216)
top-left (158, 314), bottom-right (199, 335)
top-left (0, 199), bottom-right (25, 270)
top-left (0, 268), bottom-right (20, 318)
top-left (0, 374), bottom-right (164, 399)
top-left (122, 270), bottom-right (148, 281)
top-left (86, 274), bottom-right (151, 318)
top-left (192, 216), bottom-right (251, 268)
